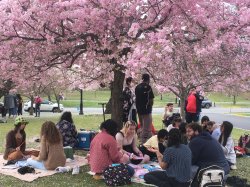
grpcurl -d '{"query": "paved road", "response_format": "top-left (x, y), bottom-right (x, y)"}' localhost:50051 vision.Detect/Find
top-left (21, 106), bottom-right (250, 130)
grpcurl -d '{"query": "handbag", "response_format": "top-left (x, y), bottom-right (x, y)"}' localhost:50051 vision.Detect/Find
top-left (103, 163), bottom-right (132, 186)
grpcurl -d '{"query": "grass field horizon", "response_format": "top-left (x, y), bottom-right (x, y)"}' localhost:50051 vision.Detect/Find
top-left (11, 90), bottom-right (249, 108)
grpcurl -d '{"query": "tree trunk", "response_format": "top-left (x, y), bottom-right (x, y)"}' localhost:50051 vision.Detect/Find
top-left (111, 69), bottom-right (125, 129)
top-left (179, 89), bottom-right (188, 121)
top-left (54, 93), bottom-right (60, 112)
top-left (48, 94), bottom-right (51, 101)
top-left (29, 96), bottom-right (34, 115)
top-left (179, 96), bottom-right (186, 121)
top-left (233, 95), bottom-right (236, 105)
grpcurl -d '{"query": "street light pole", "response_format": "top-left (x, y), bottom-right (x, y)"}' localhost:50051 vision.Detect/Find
top-left (79, 89), bottom-right (84, 115)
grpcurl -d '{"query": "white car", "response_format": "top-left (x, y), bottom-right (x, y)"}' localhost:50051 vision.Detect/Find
top-left (24, 100), bottom-right (64, 113)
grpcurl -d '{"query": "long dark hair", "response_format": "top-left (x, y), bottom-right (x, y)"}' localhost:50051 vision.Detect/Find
top-left (13, 124), bottom-right (25, 135)
top-left (219, 121), bottom-right (233, 146)
top-left (59, 111), bottom-right (73, 124)
top-left (167, 128), bottom-right (181, 148)
top-left (100, 119), bottom-right (118, 137)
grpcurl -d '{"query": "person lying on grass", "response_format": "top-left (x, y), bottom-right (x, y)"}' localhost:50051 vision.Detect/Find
top-left (4, 116), bottom-right (39, 161)
top-left (27, 121), bottom-right (66, 170)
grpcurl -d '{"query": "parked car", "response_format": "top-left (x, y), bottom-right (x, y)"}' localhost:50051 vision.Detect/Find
top-left (24, 100), bottom-right (64, 113)
top-left (201, 98), bottom-right (212, 109)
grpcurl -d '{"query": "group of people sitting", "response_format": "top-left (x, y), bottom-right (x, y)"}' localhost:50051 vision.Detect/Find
top-left (3, 109), bottom-right (237, 187)
top-left (3, 111), bottom-right (78, 170)
top-left (89, 114), bottom-right (237, 187)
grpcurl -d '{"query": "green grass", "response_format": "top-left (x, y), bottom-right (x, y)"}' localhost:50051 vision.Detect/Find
top-left (230, 113), bottom-right (250, 117)
top-left (0, 114), bottom-right (250, 186)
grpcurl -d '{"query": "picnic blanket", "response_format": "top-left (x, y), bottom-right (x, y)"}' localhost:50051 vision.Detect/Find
top-left (0, 154), bottom-right (88, 182)
top-left (87, 162), bottom-right (161, 186)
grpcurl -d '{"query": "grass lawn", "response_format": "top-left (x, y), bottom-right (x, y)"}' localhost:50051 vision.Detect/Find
top-left (57, 90), bottom-right (250, 108)
top-left (8, 90), bottom-right (249, 108)
top-left (0, 114), bottom-right (250, 186)
top-left (229, 113), bottom-right (250, 117)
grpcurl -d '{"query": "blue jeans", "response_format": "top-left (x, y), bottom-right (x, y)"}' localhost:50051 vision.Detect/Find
top-left (27, 158), bottom-right (46, 170)
top-left (35, 105), bottom-right (40, 117)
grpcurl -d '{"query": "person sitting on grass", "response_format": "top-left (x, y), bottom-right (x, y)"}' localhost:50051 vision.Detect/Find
top-left (27, 121), bottom-right (66, 170)
top-left (4, 116), bottom-right (39, 161)
top-left (179, 122), bottom-right (188, 144)
top-left (56, 111), bottom-right (78, 148)
top-left (116, 121), bottom-right (150, 164)
top-left (166, 117), bottom-right (182, 132)
top-left (89, 119), bottom-right (129, 180)
top-left (207, 121), bottom-right (222, 140)
top-left (139, 129), bottom-right (168, 160)
top-left (186, 123), bottom-right (229, 178)
top-left (144, 128), bottom-right (192, 187)
top-left (218, 121), bottom-right (237, 170)
top-left (162, 103), bottom-right (174, 127)
top-left (201, 116), bottom-right (210, 131)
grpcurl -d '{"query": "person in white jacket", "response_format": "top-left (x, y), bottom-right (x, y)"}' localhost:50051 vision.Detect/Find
top-left (218, 121), bottom-right (237, 170)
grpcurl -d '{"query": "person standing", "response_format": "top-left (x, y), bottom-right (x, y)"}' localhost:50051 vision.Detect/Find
top-left (185, 88), bottom-right (204, 123)
top-left (16, 94), bottom-right (23, 116)
top-left (122, 77), bottom-right (137, 123)
top-left (34, 95), bottom-right (42, 117)
top-left (135, 73), bottom-right (154, 143)
top-left (4, 93), bottom-right (16, 118)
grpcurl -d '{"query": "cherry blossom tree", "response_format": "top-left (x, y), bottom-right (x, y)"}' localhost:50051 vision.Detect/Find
top-left (126, 1), bottom-right (250, 118)
top-left (0, 0), bottom-right (249, 124)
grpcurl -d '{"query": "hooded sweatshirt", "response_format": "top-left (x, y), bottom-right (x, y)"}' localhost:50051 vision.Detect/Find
top-left (189, 132), bottom-right (230, 174)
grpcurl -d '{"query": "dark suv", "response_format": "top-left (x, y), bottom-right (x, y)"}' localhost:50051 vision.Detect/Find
top-left (202, 98), bottom-right (212, 109)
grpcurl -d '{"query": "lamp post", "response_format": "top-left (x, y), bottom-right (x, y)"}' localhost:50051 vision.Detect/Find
top-left (79, 89), bottom-right (84, 115)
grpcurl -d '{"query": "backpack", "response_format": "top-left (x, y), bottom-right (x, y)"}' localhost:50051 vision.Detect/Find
top-left (103, 164), bottom-right (131, 186)
top-left (197, 165), bottom-right (224, 187)
top-left (238, 133), bottom-right (250, 154)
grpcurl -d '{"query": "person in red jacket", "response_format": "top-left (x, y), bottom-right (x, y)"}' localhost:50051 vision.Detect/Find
top-left (34, 95), bottom-right (42, 117)
top-left (185, 88), bottom-right (204, 123)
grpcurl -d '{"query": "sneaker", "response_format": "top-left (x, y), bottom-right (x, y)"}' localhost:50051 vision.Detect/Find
top-left (72, 166), bottom-right (79, 175)
top-left (55, 166), bottom-right (71, 173)
top-left (231, 165), bottom-right (237, 170)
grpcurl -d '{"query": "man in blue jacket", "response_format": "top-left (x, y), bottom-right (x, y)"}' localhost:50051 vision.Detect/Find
top-left (186, 123), bottom-right (230, 176)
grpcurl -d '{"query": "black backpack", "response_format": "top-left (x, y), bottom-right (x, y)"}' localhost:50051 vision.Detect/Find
top-left (196, 165), bottom-right (224, 187)
top-left (103, 164), bottom-right (131, 186)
